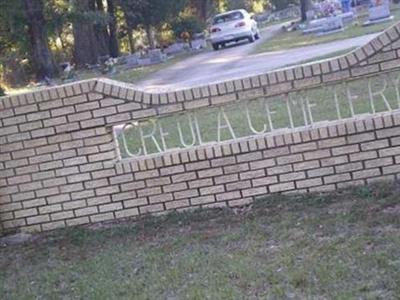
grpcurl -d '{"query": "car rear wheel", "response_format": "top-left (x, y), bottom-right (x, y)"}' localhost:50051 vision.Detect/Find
top-left (212, 43), bottom-right (219, 51)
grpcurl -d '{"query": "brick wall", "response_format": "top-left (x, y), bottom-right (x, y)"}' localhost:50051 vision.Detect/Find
top-left (2, 23), bottom-right (400, 234)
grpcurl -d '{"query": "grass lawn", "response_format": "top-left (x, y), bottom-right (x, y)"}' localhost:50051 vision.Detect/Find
top-left (81, 52), bottom-right (195, 83)
top-left (282, 47), bottom-right (357, 68)
top-left (254, 6), bottom-right (400, 54)
top-left (1, 182), bottom-right (400, 299)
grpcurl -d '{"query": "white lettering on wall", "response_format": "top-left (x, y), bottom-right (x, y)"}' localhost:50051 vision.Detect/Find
top-left (217, 108), bottom-right (236, 142)
top-left (368, 77), bottom-right (392, 113)
top-left (116, 71), bottom-right (400, 158)
top-left (245, 102), bottom-right (267, 134)
top-left (140, 120), bottom-right (163, 155)
top-left (177, 114), bottom-right (197, 148)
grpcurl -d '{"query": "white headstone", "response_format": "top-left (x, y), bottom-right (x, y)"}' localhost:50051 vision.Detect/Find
top-left (125, 54), bottom-right (139, 67)
top-left (164, 43), bottom-right (185, 55)
top-left (369, 4), bottom-right (390, 21)
top-left (363, 0), bottom-right (393, 26)
top-left (306, 10), bottom-right (315, 21)
top-left (322, 16), bottom-right (344, 32)
top-left (149, 49), bottom-right (166, 63)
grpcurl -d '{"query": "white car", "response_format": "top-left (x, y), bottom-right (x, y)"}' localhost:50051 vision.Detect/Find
top-left (209, 9), bottom-right (260, 51)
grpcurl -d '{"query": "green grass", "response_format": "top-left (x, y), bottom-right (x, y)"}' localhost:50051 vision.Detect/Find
top-left (254, 6), bottom-right (400, 54)
top-left (1, 182), bottom-right (400, 299)
top-left (283, 47), bottom-right (357, 67)
top-left (104, 52), bottom-right (195, 83)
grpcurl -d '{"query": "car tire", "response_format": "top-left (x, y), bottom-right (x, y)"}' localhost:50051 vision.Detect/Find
top-left (255, 32), bottom-right (260, 40)
top-left (212, 43), bottom-right (219, 51)
top-left (248, 35), bottom-right (255, 43)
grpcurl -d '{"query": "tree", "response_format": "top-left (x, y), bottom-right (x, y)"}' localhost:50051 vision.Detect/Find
top-left (94, 0), bottom-right (112, 57)
top-left (225, 0), bottom-right (252, 11)
top-left (23, 0), bottom-right (58, 80)
top-left (300, 0), bottom-right (311, 22)
top-left (0, 0), bottom-right (30, 85)
top-left (107, 0), bottom-right (120, 57)
top-left (270, 0), bottom-right (296, 11)
top-left (189, 0), bottom-right (212, 22)
top-left (71, 0), bottom-right (110, 66)
top-left (171, 16), bottom-right (205, 47)
top-left (120, 0), bottom-right (188, 49)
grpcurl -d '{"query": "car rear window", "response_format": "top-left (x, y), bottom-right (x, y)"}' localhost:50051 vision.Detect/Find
top-left (213, 11), bottom-right (244, 24)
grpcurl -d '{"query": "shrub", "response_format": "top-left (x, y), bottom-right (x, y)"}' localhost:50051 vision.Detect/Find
top-left (171, 16), bottom-right (205, 45)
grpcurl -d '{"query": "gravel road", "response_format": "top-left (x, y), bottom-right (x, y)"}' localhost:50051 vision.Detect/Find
top-left (137, 25), bottom-right (378, 92)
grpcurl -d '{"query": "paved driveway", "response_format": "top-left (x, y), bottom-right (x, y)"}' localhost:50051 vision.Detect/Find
top-left (137, 26), bottom-right (379, 92)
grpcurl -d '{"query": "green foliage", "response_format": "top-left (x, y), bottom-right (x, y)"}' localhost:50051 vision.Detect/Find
top-left (0, 0), bottom-right (29, 56)
top-left (270, 0), bottom-right (298, 11)
top-left (217, 0), bottom-right (269, 13)
top-left (225, 0), bottom-right (251, 10)
top-left (171, 16), bottom-right (205, 40)
top-left (0, 85), bottom-right (5, 96)
top-left (120, 0), bottom-right (189, 28)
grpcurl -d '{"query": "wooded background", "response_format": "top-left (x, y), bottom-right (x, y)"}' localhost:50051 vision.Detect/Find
top-left (0, 0), bottom-right (304, 90)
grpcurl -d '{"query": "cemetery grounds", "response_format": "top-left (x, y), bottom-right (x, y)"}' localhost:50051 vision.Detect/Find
top-left (255, 3), bottom-right (400, 54)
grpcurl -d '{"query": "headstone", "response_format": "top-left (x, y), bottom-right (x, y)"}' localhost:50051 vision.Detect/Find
top-left (303, 16), bottom-right (344, 36)
top-left (149, 49), bottom-right (167, 64)
top-left (338, 11), bottom-right (355, 25)
top-left (137, 57), bottom-right (152, 66)
top-left (363, 0), bottom-right (393, 26)
top-left (191, 38), bottom-right (207, 50)
top-left (319, 16), bottom-right (344, 35)
top-left (125, 53), bottom-right (139, 68)
top-left (164, 43), bottom-right (186, 55)
top-left (306, 10), bottom-right (315, 21)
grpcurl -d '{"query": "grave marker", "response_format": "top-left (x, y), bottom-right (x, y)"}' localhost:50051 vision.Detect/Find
top-left (363, 0), bottom-right (393, 26)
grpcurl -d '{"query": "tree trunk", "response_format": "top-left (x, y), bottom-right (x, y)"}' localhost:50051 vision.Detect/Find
top-left (192, 0), bottom-right (209, 22)
top-left (300, 0), bottom-right (311, 22)
top-left (107, 0), bottom-right (119, 57)
top-left (144, 24), bottom-right (156, 49)
top-left (127, 26), bottom-right (135, 54)
top-left (73, 0), bottom-right (102, 66)
top-left (95, 0), bottom-right (111, 57)
top-left (23, 0), bottom-right (58, 80)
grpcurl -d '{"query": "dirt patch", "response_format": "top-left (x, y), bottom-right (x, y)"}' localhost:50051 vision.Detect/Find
top-left (383, 204), bottom-right (400, 215)
top-left (0, 233), bottom-right (39, 247)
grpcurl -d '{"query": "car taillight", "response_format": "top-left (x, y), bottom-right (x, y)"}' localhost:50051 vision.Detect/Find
top-left (210, 27), bottom-right (221, 33)
top-left (235, 21), bottom-right (246, 27)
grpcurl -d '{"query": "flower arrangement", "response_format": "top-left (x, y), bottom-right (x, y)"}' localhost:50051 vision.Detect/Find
top-left (103, 57), bottom-right (118, 74)
top-left (312, 0), bottom-right (343, 18)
